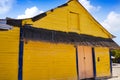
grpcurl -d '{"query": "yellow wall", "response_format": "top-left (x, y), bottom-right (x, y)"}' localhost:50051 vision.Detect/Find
top-left (22, 0), bottom-right (112, 38)
top-left (94, 47), bottom-right (111, 77)
top-left (23, 41), bottom-right (77, 80)
top-left (0, 27), bottom-right (20, 80)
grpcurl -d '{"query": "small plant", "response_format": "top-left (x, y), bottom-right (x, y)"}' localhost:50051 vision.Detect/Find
top-left (111, 49), bottom-right (120, 63)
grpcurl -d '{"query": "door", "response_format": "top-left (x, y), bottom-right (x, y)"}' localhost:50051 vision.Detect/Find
top-left (77, 46), bottom-right (93, 79)
top-left (94, 47), bottom-right (111, 77)
top-left (23, 41), bottom-right (77, 80)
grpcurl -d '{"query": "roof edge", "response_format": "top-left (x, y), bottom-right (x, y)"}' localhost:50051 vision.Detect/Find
top-left (23, 26), bottom-right (120, 49)
top-left (6, 17), bottom-right (22, 27)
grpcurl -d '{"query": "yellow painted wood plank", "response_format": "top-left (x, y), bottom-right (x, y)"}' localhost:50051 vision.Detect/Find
top-left (23, 41), bottom-right (77, 80)
top-left (21, 0), bottom-right (112, 38)
top-left (0, 27), bottom-right (20, 80)
top-left (94, 47), bottom-right (111, 77)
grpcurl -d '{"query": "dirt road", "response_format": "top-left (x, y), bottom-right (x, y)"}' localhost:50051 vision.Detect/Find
top-left (108, 63), bottom-right (120, 80)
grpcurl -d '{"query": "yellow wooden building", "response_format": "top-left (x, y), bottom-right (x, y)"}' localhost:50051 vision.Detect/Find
top-left (0, 0), bottom-right (120, 80)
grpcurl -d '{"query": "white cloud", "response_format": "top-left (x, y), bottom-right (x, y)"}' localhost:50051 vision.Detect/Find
top-left (0, 0), bottom-right (14, 14)
top-left (78, 0), bottom-right (101, 12)
top-left (101, 11), bottom-right (120, 33)
top-left (17, 6), bottom-right (43, 19)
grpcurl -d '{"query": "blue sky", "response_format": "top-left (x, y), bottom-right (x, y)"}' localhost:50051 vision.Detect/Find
top-left (0, 0), bottom-right (120, 45)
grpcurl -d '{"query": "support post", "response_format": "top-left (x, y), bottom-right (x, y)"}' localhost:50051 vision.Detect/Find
top-left (92, 48), bottom-right (96, 79)
top-left (109, 50), bottom-right (113, 77)
top-left (18, 26), bottom-right (24, 80)
top-left (75, 46), bottom-right (80, 80)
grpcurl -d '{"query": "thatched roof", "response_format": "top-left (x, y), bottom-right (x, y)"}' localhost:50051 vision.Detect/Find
top-left (23, 26), bottom-right (119, 49)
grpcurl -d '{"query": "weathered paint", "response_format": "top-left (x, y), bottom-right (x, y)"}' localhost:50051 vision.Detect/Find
top-left (23, 41), bottom-right (77, 80)
top-left (94, 47), bottom-right (111, 77)
top-left (22, 0), bottom-right (112, 38)
top-left (77, 46), bottom-right (93, 79)
top-left (0, 27), bottom-right (20, 80)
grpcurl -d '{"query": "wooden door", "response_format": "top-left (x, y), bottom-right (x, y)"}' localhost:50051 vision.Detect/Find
top-left (77, 46), bottom-right (93, 79)
top-left (94, 47), bottom-right (111, 77)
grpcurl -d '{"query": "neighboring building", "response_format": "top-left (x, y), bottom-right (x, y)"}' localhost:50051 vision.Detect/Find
top-left (0, 19), bottom-right (12, 30)
top-left (0, 0), bottom-right (119, 80)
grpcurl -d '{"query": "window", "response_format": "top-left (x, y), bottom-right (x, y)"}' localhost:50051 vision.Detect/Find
top-left (70, 12), bottom-right (79, 31)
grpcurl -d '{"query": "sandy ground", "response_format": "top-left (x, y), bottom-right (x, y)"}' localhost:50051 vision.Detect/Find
top-left (108, 63), bottom-right (120, 80)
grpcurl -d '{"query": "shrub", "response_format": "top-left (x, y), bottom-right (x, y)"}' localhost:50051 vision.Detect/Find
top-left (111, 49), bottom-right (120, 63)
